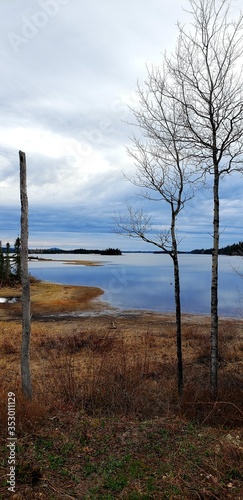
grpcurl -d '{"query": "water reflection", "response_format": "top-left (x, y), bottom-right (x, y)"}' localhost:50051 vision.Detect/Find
top-left (0, 297), bottom-right (19, 303)
top-left (28, 254), bottom-right (243, 317)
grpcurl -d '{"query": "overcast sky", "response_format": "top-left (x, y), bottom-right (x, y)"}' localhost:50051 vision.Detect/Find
top-left (0, 0), bottom-right (242, 251)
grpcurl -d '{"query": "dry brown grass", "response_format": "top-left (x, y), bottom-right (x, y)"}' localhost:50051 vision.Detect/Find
top-left (1, 312), bottom-right (242, 426)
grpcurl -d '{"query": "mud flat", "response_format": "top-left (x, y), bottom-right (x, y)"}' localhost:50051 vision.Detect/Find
top-left (0, 281), bottom-right (107, 319)
top-left (1, 280), bottom-right (243, 338)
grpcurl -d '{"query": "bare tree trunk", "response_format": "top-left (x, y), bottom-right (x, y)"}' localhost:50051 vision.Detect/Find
top-left (19, 151), bottom-right (32, 400)
top-left (171, 215), bottom-right (183, 395)
top-left (173, 256), bottom-right (183, 396)
top-left (210, 166), bottom-right (219, 400)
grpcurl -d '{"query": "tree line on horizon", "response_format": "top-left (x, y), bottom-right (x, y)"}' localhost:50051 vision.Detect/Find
top-left (191, 241), bottom-right (243, 256)
top-left (28, 247), bottom-right (122, 255)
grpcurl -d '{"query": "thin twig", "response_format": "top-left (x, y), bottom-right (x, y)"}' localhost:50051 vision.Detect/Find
top-left (184, 400), bottom-right (243, 425)
top-left (46, 480), bottom-right (77, 499)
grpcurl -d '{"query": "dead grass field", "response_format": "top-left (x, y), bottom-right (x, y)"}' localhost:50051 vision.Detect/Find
top-left (0, 281), bottom-right (242, 498)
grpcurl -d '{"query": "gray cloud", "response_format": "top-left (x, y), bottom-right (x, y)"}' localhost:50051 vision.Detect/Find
top-left (0, 0), bottom-right (242, 250)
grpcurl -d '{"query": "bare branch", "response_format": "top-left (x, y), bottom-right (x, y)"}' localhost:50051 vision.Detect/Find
top-left (113, 203), bottom-right (173, 254)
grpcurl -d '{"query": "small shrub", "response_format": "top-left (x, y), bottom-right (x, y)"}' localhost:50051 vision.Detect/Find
top-left (39, 332), bottom-right (115, 354)
top-left (15, 388), bottom-right (51, 432)
top-left (48, 333), bottom-right (179, 418)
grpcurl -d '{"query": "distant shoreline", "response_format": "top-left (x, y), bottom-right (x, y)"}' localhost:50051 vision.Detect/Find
top-left (28, 247), bottom-right (122, 256)
top-left (3, 244), bottom-right (243, 257)
top-left (28, 240), bottom-right (243, 257)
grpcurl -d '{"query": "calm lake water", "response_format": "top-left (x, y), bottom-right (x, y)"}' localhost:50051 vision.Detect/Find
top-left (28, 253), bottom-right (243, 317)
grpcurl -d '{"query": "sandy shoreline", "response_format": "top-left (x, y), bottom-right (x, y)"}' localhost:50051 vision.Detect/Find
top-left (29, 256), bottom-right (103, 266)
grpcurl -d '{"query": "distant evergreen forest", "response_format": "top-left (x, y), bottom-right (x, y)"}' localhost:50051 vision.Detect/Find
top-left (191, 241), bottom-right (243, 256)
top-left (0, 238), bottom-right (21, 286)
top-left (28, 247), bottom-right (122, 256)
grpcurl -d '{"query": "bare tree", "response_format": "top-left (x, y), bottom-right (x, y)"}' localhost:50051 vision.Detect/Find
top-left (19, 150), bottom-right (32, 400)
top-left (115, 87), bottom-right (197, 396)
top-left (164, 0), bottom-right (243, 399)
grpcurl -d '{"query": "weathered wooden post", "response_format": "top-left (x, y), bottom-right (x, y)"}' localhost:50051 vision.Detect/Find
top-left (19, 150), bottom-right (32, 399)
